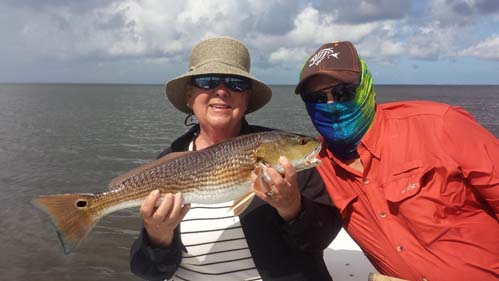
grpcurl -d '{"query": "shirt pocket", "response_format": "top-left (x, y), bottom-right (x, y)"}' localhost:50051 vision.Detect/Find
top-left (382, 160), bottom-right (449, 246)
top-left (383, 160), bottom-right (426, 202)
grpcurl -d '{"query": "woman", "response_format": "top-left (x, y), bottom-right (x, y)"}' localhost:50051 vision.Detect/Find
top-left (129, 36), bottom-right (342, 281)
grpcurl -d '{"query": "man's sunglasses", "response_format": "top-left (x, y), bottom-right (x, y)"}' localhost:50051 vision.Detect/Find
top-left (191, 75), bottom-right (251, 92)
top-left (300, 83), bottom-right (358, 103)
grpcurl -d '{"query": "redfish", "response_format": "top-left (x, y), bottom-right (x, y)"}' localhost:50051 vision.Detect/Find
top-left (32, 131), bottom-right (322, 254)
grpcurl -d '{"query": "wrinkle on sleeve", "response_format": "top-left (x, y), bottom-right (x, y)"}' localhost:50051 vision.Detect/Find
top-left (440, 106), bottom-right (499, 219)
top-left (129, 226), bottom-right (183, 281)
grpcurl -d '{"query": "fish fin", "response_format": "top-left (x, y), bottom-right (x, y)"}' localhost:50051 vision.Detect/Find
top-left (257, 161), bottom-right (267, 169)
top-left (256, 161), bottom-right (272, 184)
top-left (230, 191), bottom-right (255, 216)
top-left (108, 151), bottom-right (193, 190)
top-left (251, 166), bottom-right (272, 195)
top-left (31, 193), bottom-right (100, 254)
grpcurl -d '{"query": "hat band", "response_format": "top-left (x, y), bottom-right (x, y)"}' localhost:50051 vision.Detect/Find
top-left (189, 58), bottom-right (248, 72)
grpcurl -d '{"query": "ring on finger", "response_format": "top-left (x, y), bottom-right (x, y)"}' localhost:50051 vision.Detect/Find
top-left (265, 185), bottom-right (276, 197)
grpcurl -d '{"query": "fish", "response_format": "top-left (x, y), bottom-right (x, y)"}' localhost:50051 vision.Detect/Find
top-left (31, 131), bottom-right (322, 254)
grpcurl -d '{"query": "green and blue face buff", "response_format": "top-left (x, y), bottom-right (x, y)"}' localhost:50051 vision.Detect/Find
top-left (300, 59), bottom-right (376, 160)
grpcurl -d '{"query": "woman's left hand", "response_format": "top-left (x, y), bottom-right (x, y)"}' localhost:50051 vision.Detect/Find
top-left (252, 156), bottom-right (302, 221)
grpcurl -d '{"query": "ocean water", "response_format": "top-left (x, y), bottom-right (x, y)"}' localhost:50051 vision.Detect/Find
top-left (0, 84), bottom-right (498, 280)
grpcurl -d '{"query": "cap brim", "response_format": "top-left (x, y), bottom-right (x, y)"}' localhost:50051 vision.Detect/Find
top-left (166, 62), bottom-right (271, 114)
top-left (295, 71), bottom-right (360, 94)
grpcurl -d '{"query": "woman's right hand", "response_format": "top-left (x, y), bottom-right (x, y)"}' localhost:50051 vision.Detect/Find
top-left (140, 190), bottom-right (191, 247)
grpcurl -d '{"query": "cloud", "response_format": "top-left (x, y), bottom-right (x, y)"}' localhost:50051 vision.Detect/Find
top-left (475, 0), bottom-right (499, 14)
top-left (243, 0), bottom-right (300, 35)
top-left (289, 6), bottom-right (382, 44)
top-left (1, 0), bottom-right (498, 83)
top-left (269, 47), bottom-right (309, 64)
top-left (258, 6), bottom-right (386, 65)
top-left (3, 0), bottom-right (496, 63)
top-left (403, 22), bottom-right (462, 60)
top-left (5, 1), bottom-right (149, 61)
top-left (3, 1), bottom-right (303, 63)
top-left (315, 0), bottom-right (411, 23)
top-left (431, 0), bottom-right (499, 26)
top-left (460, 35), bottom-right (499, 60)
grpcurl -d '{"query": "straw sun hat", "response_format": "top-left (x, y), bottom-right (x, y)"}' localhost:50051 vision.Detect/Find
top-left (165, 36), bottom-right (272, 114)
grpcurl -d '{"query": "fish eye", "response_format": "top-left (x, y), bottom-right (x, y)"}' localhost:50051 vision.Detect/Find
top-left (76, 200), bottom-right (88, 208)
top-left (298, 137), bottom-right (308, 145)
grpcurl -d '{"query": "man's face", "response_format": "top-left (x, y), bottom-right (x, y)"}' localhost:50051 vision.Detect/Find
top-left (302, 75), bottom-right (341, 104)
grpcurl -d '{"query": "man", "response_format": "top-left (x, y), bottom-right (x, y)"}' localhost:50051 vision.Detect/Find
top-left (295, 41), bottom-right (499, 281)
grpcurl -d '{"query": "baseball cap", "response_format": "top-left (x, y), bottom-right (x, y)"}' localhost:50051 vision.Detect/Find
top-left (295, 41), bottom-right (361, 94)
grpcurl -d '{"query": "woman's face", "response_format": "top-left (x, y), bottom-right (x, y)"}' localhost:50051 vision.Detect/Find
top-left (185, 80), bottom-right (250, 133)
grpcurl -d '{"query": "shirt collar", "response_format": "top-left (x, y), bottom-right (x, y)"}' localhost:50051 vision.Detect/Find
top-left (359, 105), bottom-right (383, 159)
top-left (170, 118), bottom-right (251, 152)
top-left (320, 105), bottom-right (384, 161)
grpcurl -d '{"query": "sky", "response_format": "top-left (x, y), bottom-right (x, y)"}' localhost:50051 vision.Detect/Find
top-left (1, 0), bottom-right (498, 85)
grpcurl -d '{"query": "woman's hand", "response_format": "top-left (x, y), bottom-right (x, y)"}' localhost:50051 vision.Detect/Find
top-left (140, 190), bottom-right (190, 247)
top-left (252, 156), bottom-right (302, 221)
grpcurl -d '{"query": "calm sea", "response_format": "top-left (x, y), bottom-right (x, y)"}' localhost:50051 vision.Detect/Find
top-left (0, 84), bottom-right (498, 280)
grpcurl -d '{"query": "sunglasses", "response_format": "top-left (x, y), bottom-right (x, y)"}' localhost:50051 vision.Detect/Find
top-left (191, 75), bottom-right (251, 92)
top-left (300, 83), bottom-right (358, 103)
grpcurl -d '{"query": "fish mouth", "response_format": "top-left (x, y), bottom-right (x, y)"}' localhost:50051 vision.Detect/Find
top-left (304, 144), bottom-right (322, 166)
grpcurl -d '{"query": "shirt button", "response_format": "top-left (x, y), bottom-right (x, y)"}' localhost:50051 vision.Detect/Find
top-left (363, 179), bottom-right (369, 184)
top-left (380, 212), bottom-right (387, 218)
top-left (396, 245), bottom-right (404, 252)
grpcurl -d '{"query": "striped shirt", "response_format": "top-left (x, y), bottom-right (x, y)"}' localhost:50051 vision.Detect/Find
top-left (168, 140), bottom-right (261, 281)
top-left (169, 202), bottom-right (261, 281)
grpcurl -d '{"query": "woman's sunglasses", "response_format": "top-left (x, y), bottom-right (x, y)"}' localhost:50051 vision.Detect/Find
top-left (191, 75), bottom-right (251, 92)
top-left (300, 83), bottom-right (358, 103)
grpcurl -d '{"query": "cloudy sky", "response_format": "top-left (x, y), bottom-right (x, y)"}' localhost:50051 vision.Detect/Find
top-left (1, 0), bottom-right (498, 85)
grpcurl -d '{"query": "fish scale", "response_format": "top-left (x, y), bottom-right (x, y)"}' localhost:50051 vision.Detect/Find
top-left (32, 131), bottom-right (322, 254)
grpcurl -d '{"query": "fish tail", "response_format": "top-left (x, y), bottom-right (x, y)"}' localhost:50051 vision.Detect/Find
top-left (31, 193), bottom-right (100, 254)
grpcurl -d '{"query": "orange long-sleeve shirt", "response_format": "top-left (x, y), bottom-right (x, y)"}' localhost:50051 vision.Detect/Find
top-left (317, 101), bottom-right (499, 281)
